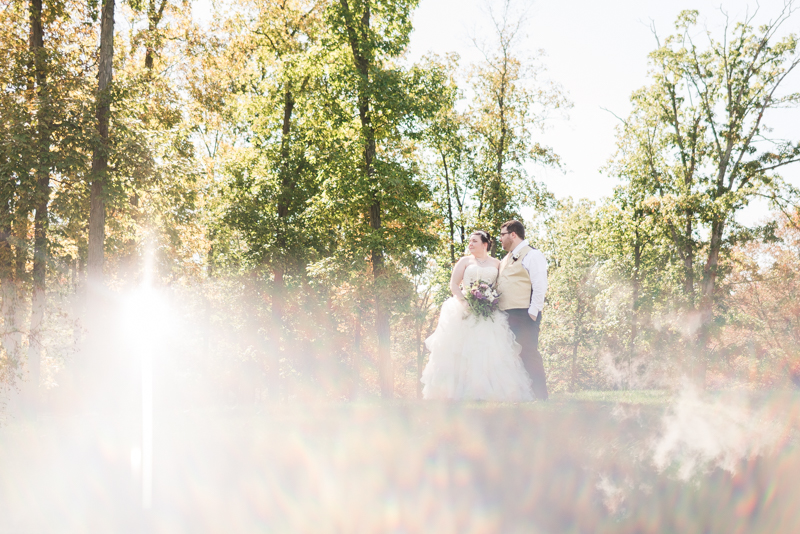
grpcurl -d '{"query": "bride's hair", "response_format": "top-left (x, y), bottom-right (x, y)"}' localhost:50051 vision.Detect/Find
top-left (471, 230), bottom-right (494, 253)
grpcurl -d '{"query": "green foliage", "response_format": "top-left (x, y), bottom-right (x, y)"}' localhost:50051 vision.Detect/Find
top-left (2, 0), bottom-right (800, 400)
top-left (538, 199), bottom-right (603, 391)
top-left (604, 7), bottom-right (800, 380)
top-left (465, 1), bottom-right (569, 238)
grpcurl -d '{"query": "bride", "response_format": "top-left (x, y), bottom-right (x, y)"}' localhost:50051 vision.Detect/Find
top-left (421, 230), bottom-right (534, 401)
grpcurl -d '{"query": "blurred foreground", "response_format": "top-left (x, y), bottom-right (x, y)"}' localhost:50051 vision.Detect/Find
top-left (2, 390), bottom-right (800, 533)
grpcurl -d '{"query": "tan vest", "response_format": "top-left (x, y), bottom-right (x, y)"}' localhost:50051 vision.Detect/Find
top-left (497, 246), bottom-right (533, 310)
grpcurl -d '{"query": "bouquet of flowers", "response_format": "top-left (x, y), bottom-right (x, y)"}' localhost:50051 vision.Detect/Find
top-left (464, 280), bottom-right (501, 320)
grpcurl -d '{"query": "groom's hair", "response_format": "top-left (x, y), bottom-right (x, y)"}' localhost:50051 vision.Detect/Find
top-left (501, 220), bottom-right (525, 240)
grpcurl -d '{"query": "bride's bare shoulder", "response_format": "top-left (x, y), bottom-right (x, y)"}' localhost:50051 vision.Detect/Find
top-left (452, 256), bottom-right (472, 272)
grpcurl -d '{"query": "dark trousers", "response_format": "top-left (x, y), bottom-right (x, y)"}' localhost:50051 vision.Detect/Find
top-left (506, 309), bottom-right (548, 400)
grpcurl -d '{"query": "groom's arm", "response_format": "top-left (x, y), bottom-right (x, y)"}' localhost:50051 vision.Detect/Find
top-left (522, 250), bottom-right (548, 320)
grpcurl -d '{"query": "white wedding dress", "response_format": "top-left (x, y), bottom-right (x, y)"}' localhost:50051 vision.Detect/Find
top-left (421, 264), bottom-right (535, 401)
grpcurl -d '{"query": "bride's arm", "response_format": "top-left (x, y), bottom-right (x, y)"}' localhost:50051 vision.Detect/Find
top-left (450, 257), bottom-right (469, 301)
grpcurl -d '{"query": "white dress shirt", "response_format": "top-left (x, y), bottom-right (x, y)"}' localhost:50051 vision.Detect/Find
top-left (512, 239), bottom-right (548, 318)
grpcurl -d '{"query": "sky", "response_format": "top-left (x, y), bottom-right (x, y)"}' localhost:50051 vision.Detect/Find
top-left (193, 0), bottom-right (800, 224)
top-left (406, 0), bottom-right (800, 224)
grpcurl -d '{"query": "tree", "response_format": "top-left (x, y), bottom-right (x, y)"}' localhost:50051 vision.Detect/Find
top-left (87, 0), bottom-right (117, 283)
top-left (0, 1), bottom-right (37, 380)
top-left (722, 209), bottom-right (800, 387)
top-left (142, 0), bottom-right (170, 72)
top-left (222, 0), bottom-right (323, 322)
top-left (325, 0), bottom-right (443, 396)
top-left (420, 53), bottom-right (469, 265)
top-left (538, 199), bottom-right (601, 391)
top-left (197, 0), bottom-right (326, 394)
top-left (611, 6), bottom-right (800, 383)
top-left (25, 0), bottom-right (56, 402)
top-left (594, 189), bottom-right (682, 389)
top-left (467, 0), bottom-right (568, 239)
top-left (0, 0), bottom-right (102, 402)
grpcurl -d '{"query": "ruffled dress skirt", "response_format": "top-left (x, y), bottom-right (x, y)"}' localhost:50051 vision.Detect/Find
top-left (421, 297), bottom-right (535, 401)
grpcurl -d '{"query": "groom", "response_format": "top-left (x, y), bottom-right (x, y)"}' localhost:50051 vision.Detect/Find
top-left (497, 220), bottom-right (549, 400)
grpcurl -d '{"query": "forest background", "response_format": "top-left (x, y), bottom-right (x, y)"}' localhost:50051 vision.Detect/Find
top-left (2, 0), bottom-right (800, 408)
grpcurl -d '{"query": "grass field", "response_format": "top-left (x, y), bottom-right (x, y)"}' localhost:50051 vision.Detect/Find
top-left (2, 390), bottom-right (799, 533)
top-left (553, 389), bottom-right (672, 404)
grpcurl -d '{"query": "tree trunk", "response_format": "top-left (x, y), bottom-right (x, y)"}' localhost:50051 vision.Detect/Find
top-left (272, 266), bottom-right (285, 325)
top-left (630, 215), bottom-right (642, 390)
top-left (1, 278), bottom-right (19, 365)
top-left (694, 217), bottom-right (725, 387)
top-left (351, 307), bottom-right (361, 398)
top-left (0, 220), bottom-right (20, 369)
top-left (371, 210), bottom-right (393, 398)
top-left (571, 298), bottom-right (584, 392)
top-left (700, 219), bottom-right (724, 316)
top-left (13, 217), bottom-right (28, 361)
top-left (570, 334), bottom-right (579, 393)
top-left (449, 168), bottom-right (465, 245)
top-left (144, 0), bottom-right (168, 72)
top-left (87, 0), bottom-right (116, 283)
top-left (273, 86), bottom-right (296, 325)
top-left (340, 0), bottom-right (392, 397)
top-left (415, 320), bottom-right (423, 399)
top-left (440, 149), bottom-right (455, 264)
top-left (676, 215), bottom-right (697, 381)
top-left (490, 68), bottom-right (508, 244)
top-left (682, 216), bottom-right (694, 298)
top-left (495, 105), bottom-right (507, 219)
top-left (26, 0), bottom-right (51, 403)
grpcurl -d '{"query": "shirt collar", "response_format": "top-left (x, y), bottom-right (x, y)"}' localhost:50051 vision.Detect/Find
top-left (511, 239), bottom-right (529, 256)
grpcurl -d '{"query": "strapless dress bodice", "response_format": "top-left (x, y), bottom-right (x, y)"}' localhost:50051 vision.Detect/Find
top-left (463, 263), bottom-right (498, 287)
